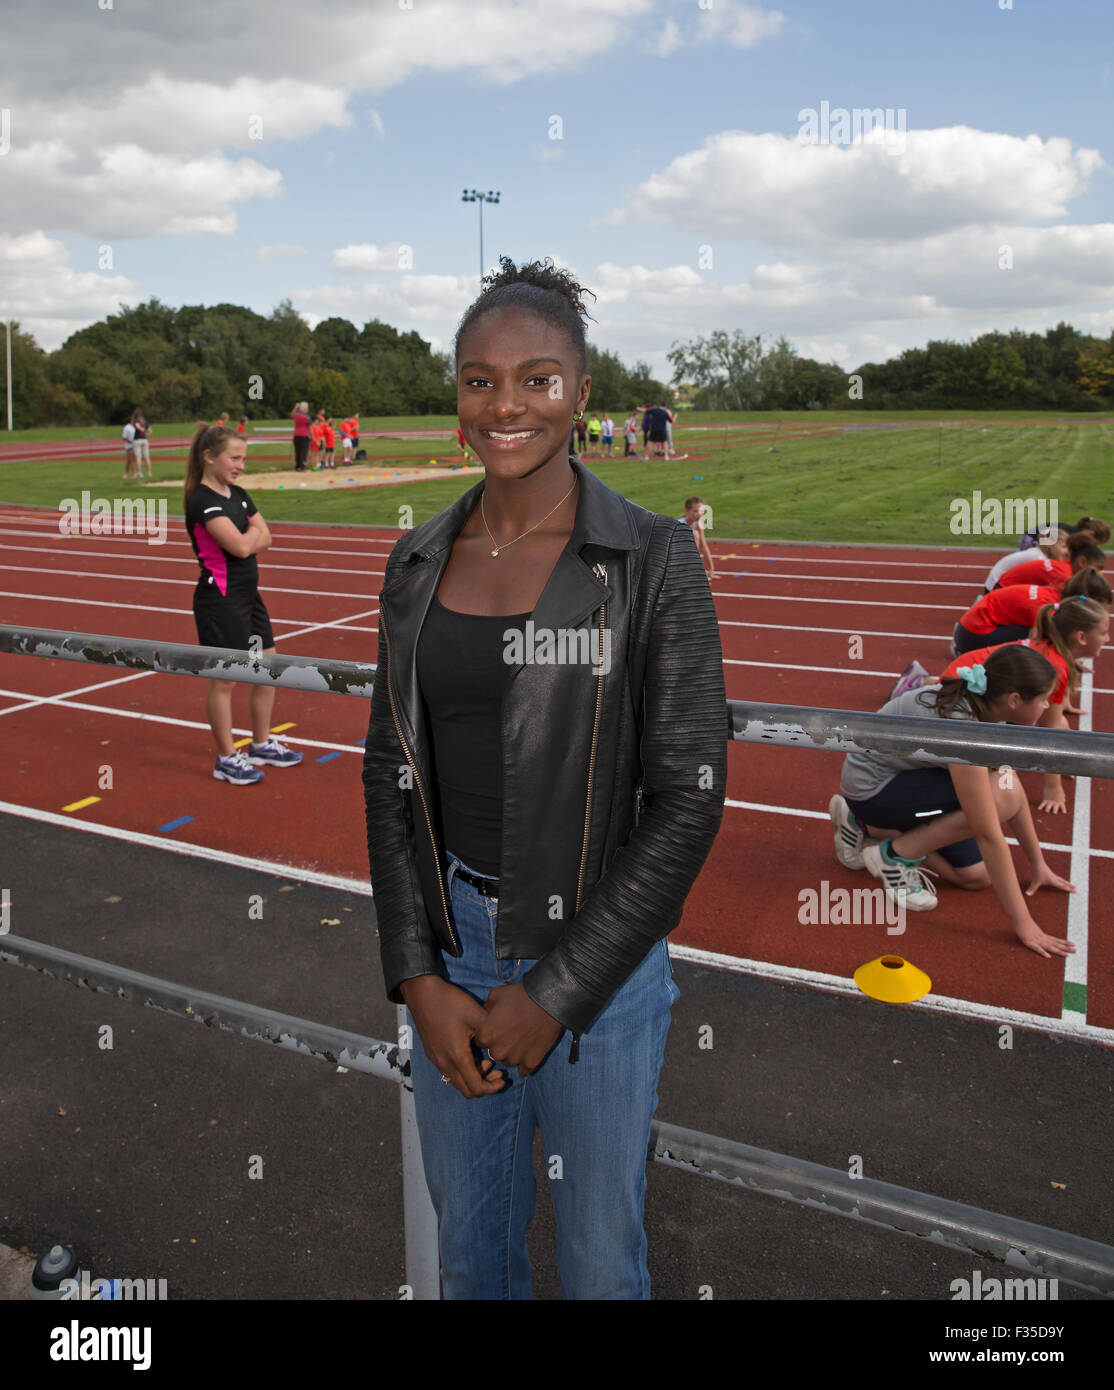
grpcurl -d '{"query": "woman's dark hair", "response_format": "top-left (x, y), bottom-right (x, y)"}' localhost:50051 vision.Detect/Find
top-left (1066, 534), bottom-right (1105, 568)
top-left (1076, 515), bottom-right (1110, 544)
top-left (920, 643), bottom-right (1055, 721)
top-left (454, 256), bottom-right (597, 377)
top-left (183, 424), bottom-right (238, 510)
top-left (1062, 568), bottom-right (1112, 605)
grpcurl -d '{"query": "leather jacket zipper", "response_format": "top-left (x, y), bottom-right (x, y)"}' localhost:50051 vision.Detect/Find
top-left (570, 562), bottom-right (609, 1065)
top-left (379, 608), bottom-right (459, 954)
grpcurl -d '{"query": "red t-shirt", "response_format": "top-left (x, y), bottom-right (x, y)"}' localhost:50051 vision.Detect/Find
top-left (311, 423), bottom-right (326, 446)
top-left (996, 558), bottom-right (1071, 590)
top-left (291, 411), bottom-right (310, 438)
top-left (959, 584), bottom-right (1059, 635)
top-left (939, 639), bottom-right (1069, 706)
top-left (324, 425), bottom-right (335, 447)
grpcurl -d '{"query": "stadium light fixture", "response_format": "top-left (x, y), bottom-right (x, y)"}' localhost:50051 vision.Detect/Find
top-left (461, 189), bottom-right (501, 283)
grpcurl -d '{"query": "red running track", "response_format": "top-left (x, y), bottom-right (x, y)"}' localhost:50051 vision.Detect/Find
top-left (0, 503), bottom-right (1109, 1040)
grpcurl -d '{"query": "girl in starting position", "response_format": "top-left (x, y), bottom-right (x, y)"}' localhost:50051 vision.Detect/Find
top-left (829, 644), bottom-right (1075, 959)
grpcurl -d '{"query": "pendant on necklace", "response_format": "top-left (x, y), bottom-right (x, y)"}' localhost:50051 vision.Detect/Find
top-left (491, 548), bottom-right (499, 557)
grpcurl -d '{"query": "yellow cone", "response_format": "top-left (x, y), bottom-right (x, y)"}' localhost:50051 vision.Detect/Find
top-left (854, 955), bottom-right (932, 1004)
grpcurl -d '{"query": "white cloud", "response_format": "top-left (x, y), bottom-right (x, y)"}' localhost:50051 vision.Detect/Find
top-left (1, 142), bottom-right (282, 239)
top-left (606, 127), bottom-right (1106, 246)
top-left (332, 243), bottom-right (417, 271)
top-left (292, 272), bottom-right (476, 334)
top-left (248, 244), bottom-right (307, 261)
top-left (0, 233), bottom-right (141, 351)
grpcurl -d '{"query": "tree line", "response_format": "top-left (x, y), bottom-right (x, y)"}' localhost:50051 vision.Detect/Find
top-left (4, 299), bottom-right (1111, 430)
top-left (668, 323), bottom-right (1114, 412)
top-left (2, 298), bottom-right (672, 429)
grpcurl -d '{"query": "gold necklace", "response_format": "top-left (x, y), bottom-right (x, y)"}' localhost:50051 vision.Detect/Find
top-left (480, 475), bottom-right (578, 558)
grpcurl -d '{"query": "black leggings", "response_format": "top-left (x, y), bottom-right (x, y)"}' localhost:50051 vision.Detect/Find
top-left (953, 621), bottom-right (1029, 655)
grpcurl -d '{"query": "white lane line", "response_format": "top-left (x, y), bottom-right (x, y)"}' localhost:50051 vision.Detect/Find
top-left (1063, 667), bottom-right (1092, 1010)
top-left (0, 527), bottom-right (395, 562)
top-left (0, 564), bottom-right (373, 601)
top-left (0, 608), bottom-right (378, 722)
top-left (0, 669), bottom-right (155, 718)
top-left (1, 793), bottom-right (1108, 1047)
top-left (0, 590), bottom-right (368, 628)
top-left (725, 795), bottom-right (1112, 859)
top-left (723, 619), bottom-right (954, 640)
top-left (667, 944), bottom-right (1114, 1046)
top-left (2, 539), bottom-right (989, 591)
top-left (716, 590), bottom-right (964, 611)
top-left (0, 688), bottom-right (365, 751)
top-left (0, 541), bottom-right (386, 578)
top-left (0, 799), bottom-right (371, 895)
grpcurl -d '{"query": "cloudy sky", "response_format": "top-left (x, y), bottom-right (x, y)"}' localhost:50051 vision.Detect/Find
top-left (1, 0), bottom-right (1111, 376)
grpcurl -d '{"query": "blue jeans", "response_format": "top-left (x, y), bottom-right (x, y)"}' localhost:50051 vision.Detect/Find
top-left (406, 849), bottom-right (680, 1300)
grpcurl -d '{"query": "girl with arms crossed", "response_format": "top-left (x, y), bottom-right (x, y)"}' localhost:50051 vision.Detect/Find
top-left (184, 425), bottom-right (304, 784)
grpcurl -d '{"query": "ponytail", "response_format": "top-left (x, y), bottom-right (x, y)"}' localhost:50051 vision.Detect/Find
top-left (921, 643), bottom-right (1056, 722)
top-left (1032, 597), bottom-right (1107, 686)
top-left (1076, 516), bottom-right (1111, 545)
top-left (183, 424), bottom-right (238, 511)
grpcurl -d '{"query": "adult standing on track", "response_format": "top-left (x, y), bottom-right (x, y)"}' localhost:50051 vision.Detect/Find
top-left (183, 424), bottom-right (304, 784)
top-left (363, 255), bottom-right (726, 1300)
top-left (122, 418), bottom-right (136, 480)
top-left (291, 401), bottom-right (311, 471)
top-left (130, 409), bottom-right (153, 480)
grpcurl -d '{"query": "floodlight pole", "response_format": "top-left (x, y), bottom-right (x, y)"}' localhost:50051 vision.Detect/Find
top-left (461, 189), bottom-right (501, 284)
top-left (5, 320), bottom-right (11, 431)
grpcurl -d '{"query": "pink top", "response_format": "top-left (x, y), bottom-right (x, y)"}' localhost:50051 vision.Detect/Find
top-left (291, 411), bottom-right (310, 437)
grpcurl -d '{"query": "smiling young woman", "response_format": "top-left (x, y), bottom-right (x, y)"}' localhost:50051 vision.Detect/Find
top-left (362, 257), bottom-right (727, 1300)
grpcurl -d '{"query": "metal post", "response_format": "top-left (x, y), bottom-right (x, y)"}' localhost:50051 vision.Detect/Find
top-left (5, 320), bottom-right (12, 431)
top-left (478, 198), bottom-right (484, 282)
top-left (397, 1003), bottom-right (441, 1300)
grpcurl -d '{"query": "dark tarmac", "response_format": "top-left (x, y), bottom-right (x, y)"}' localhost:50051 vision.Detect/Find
top-left (1, 813), bottom-right (1111, 1307)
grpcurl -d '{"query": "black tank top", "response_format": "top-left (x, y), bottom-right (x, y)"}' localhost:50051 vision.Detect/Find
top-left (417, 595), bottom-right (532, 878)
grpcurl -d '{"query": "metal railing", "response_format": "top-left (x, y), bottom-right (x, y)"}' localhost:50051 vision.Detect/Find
top-left (4, 625), bottom-right (1114, 779)
top-left (2, 623), bottom-right (1113, 1299)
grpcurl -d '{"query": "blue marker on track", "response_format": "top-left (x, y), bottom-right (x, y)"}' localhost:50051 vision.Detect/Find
top-left (157, 816), bottom-right (195, 835)
top-left (316, 752), bottom-right (342, 763)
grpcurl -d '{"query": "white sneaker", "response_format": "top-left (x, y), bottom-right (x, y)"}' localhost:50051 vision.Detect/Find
top-left (829, 794), bottom-right (867, 870)
top-left (889, 660), bottom-right (929, 701)
top-left (214, 750), bottom-right (264, 785)
top-left (862, 841), bottom-right (938, 911)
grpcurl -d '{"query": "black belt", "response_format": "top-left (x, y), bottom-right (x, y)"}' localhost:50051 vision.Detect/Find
top-left (453, 866), bottom-right (499, 899)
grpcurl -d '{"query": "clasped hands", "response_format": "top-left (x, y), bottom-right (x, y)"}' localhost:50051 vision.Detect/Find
top-left (402, 975), bottom-right (565, 1099)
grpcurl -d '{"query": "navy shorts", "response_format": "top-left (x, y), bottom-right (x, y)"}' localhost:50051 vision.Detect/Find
top-left (845, 768), bottom-right (981, 868)
top-left (194, 588), bottom-right (274, 652)
top-left (953, 620), bottom-right (1029, 656)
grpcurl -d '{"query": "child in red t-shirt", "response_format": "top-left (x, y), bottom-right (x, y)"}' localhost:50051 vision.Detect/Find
top-left (323, 418), bottom-right (336, 468)
top-left (996, 535), bottom-right (1104, 592)
top-left (310, 419), bottom-right (326, 469)
top-left (953, 568), bottom-right (1110, 655)
top-left (939, 596), bottom-right (1109, 813)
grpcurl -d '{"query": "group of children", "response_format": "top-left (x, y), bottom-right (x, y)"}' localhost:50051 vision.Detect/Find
top-left (829, 512), bottom-right (1110, 959)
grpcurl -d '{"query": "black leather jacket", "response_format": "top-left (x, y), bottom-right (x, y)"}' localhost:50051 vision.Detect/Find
top-left (362, 457), bottom-right (727, 1042)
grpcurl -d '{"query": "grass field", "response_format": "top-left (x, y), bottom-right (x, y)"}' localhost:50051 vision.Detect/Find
top-left (1, 410), bottom-right (1110, 546)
